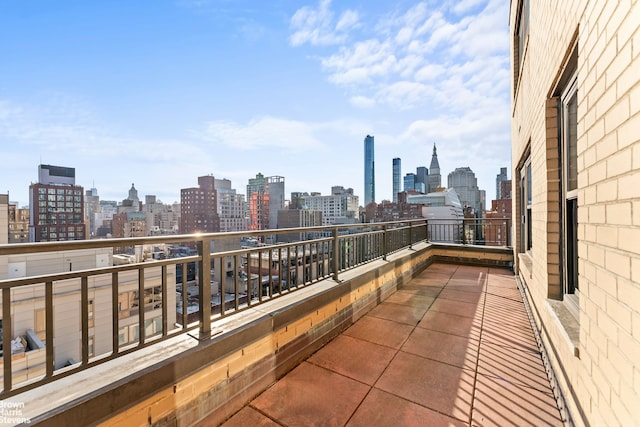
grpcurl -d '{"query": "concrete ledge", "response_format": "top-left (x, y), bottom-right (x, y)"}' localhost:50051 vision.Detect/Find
top-left (430, 242), bottom-right (514, 269)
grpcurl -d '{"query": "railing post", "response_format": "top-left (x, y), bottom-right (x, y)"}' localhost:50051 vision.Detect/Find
top-left (332, 227), bottom-right (340, 282)
top-left (198, 238), bottom-right (212, 339)
top-left (3, 288), bottom-right (12, 392)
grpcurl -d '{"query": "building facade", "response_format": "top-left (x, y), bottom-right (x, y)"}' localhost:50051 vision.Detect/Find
top-left (364, 135), bottom-right (375, 205)
top-left (214, 178), bottom-right (248, 233)
top-left (495, 167), bottom-right (509, 200)
top-left (180, 175), bottom-right (220, 234)
top-left (300, 186), bottom-right (359, 226)
top-left (29, 165), bottom-right (86, 242)
top-left (276, 209), bottom-right (323, 242)
top-left (246, 174), bottom-right (284, 231)
top-left (9, 202), bottom-right (29, 244)
top-left (447, 167), bottom-right (483, 216)
top-left (415, 166), bottom-right (428, 194)
top-left (392, 158), bottom-right (401, 203)
top-left (403, 173), bottom-right (416, 193)
top-left (427, 144), bottom-right (441, 193)
top-left (85, 187), bottom-right (100, 237)
top-left (510, 0), bottom-right (639, 425)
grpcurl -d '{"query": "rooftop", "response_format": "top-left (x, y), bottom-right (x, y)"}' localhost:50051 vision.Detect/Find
top-left (214, 262), bottom-right (564, 426)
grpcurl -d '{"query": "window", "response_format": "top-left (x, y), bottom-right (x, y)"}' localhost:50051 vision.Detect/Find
top-left (561, 73), bottom-right (579, 306)
top-left (519, 157), bottom-right (532, 252)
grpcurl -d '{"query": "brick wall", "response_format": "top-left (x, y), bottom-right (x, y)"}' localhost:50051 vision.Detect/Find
top-left (511, 0), bottom-right (640, 425)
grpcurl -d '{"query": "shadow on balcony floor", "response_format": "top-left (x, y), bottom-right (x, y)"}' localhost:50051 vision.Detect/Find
top-left (208, 263), bottom-right (564, 427)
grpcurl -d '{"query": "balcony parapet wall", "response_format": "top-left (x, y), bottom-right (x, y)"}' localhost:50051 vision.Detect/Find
top-left (12, 242), bottom-right (512, 427)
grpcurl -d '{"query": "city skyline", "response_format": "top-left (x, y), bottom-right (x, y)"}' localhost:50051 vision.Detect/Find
top-left (0, 0), bottom-right (511, 207)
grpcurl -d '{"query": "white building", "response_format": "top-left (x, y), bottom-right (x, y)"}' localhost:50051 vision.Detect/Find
top-left (407, 188), bottom-right (464, 243)
top-left (301, 186), bottom-right (359, 226)
top-left (215, 178), bottom-right (248, 232)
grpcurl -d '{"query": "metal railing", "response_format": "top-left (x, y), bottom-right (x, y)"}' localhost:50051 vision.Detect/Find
top-left (0, 219), bottom-right (428, 398)
top-left (427, 218), bottom-right (512, 247)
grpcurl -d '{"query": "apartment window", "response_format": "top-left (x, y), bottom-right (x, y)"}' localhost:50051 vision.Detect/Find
top-left (519, 157), bottom-right (532, 252)
top-left (561, 73), bottom-right (579, 304)
top-left (118, 324), bottom-right (140, 346)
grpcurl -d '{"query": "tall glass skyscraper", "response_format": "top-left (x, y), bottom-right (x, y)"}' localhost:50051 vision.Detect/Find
top-left (392, 158), bottom-right (401, 203)
top-left (364, 135), bottom-right (375, 205)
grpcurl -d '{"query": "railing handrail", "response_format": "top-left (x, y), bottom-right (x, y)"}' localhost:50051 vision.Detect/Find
top-left (0, 219), bottom-right (429, 256)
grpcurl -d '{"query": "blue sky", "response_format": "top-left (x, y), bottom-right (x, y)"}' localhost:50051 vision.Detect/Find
top-left (0, 0), bottom-right (511, 208)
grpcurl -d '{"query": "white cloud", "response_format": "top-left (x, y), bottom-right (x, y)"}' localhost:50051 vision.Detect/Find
top-left (335, 9), bottom-right (358, 32)
top-left (349, 95), bottom-right (376, 109)
top-left (414, 63), bottom-right (446, 81)
top-left (376, 81), bottom-right (432, 110)
top-left (293, 0), bottom-right (509, 115)
top-left (321, 39), bottom-right (396, 85)
top-left (452, 0), bottom-right (487, 15)
top-left (289, 0), bottom-right (359, 47)
top-left (200, 116), bottom-right (325, 151)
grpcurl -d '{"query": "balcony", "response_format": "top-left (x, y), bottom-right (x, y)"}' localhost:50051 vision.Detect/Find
top-left (0, 219), bottom-right (564, 426)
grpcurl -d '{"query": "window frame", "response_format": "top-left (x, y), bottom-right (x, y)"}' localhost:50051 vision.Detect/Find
top-left (560, 72), bottom-right (579, 313)
top-left (519, 156), bottom-right (533, 253)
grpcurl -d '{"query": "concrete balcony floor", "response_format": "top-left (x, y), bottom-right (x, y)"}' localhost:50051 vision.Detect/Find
top-left (210, 262), bottom-right (564, 427)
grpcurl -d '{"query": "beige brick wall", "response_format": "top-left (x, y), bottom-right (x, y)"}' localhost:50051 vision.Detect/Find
top-left (511, 0), bottom-right (640, 425)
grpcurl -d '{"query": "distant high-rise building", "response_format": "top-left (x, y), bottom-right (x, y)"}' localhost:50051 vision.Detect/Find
top-left (214, 178), bottom-right (247, 232)
top-left (447, 167), bottom-right (483, 215)
top-left (415, 166), bottom-right (428, 193)
top-left (246, 173), bottom-right (285, 231)
top-left (85, 187), bottom-right (100, 237)
top-left (277, 209), bottom-right (323, 242)
top-left (180, 175), bottom-right (220, 234)
top-left (300, 186), bottom-right (359, 226)
top-left (364, 135), bottom-right (375, 205)
top-left (29, 164), bottom-right (86, 242)
top-left (290, 192), bottom-right (309, 210)
top-left (118, 183), bottom-right (141, 213)
top-left (496, 167), bottom-right (509, 199)
top-left (8, 201), bottom-right (29, 243)
top-left (0, 194), bottom-right (8, 244)
top-left (392, 158), bottom-right (401, 203)
top-left (403, 173), bottom-right (416, 192)
top-left (428, 144), bottom-right (441, 192)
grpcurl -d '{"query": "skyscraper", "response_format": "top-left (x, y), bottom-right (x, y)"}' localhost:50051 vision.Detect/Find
top-left (364, 135), bottom-right (375, 205)
top-left (428, 143), bottom-right (441, 193)
top-left (403, 173), bottom-right (416, 192)
top-left (415, 166), bottom-right (428, 193)
top-left (392, 158), bottom-right (401, 203)
top-left (447, 167), bottom-right (483, 215)
top-left (29, 164), bottom-right (85, 242)
top-left (496, 167), bottom-right (509, 199)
